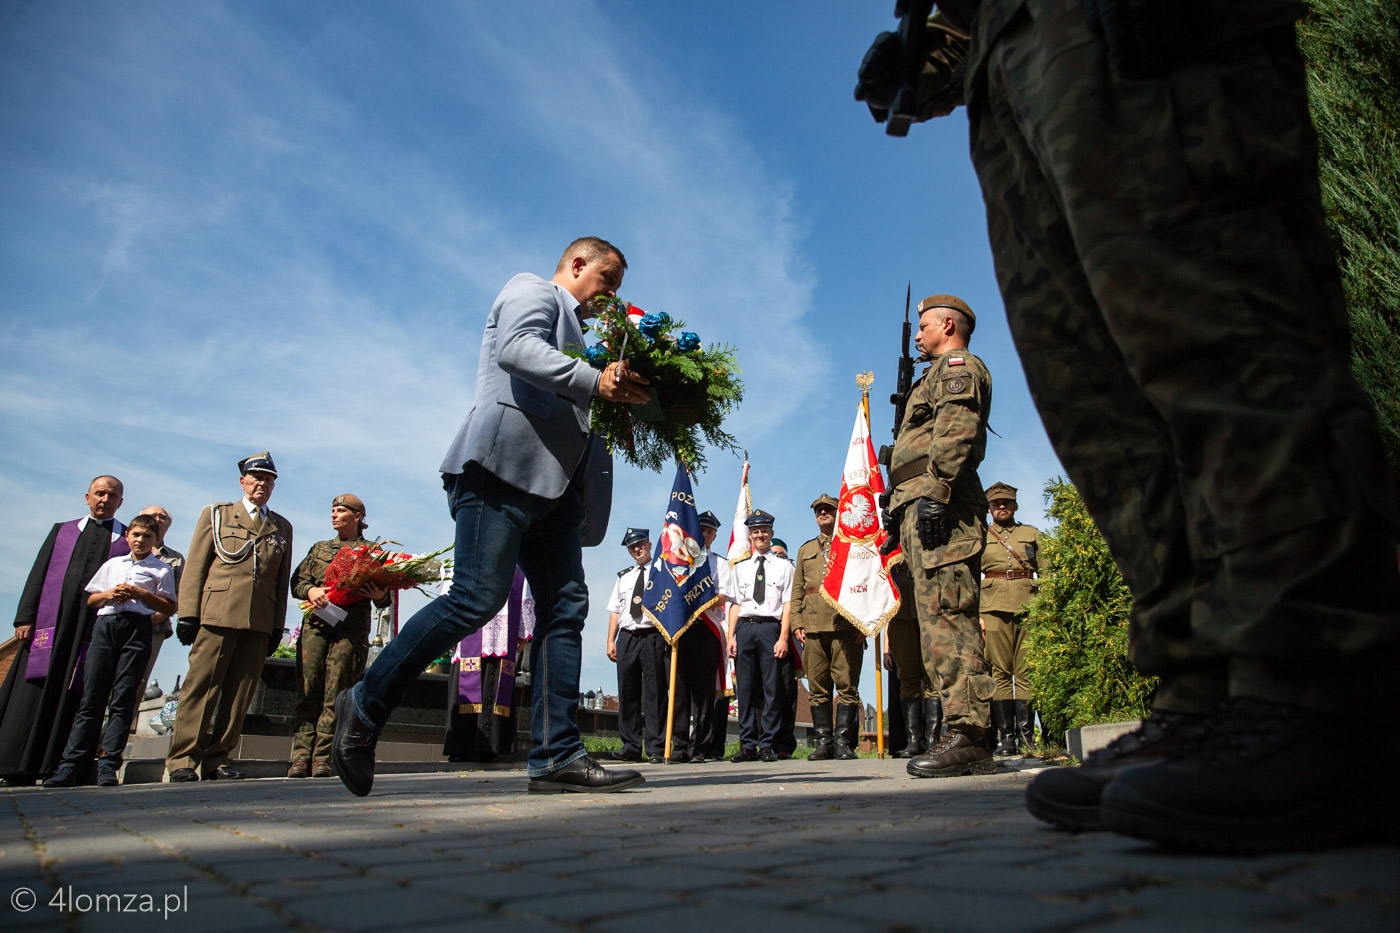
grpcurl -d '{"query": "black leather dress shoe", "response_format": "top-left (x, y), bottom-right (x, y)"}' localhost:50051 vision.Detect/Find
top-left (169, 768), bottom-right (199, 783)
top-left (758, 747), bottom-right (779, 762)
top-left (205, 764), bottom-right (244, 780)
top-left (689, 753), bottom-right (707, 764)
top-left (648, 755), bottom-right (665, 764)
top-left (730, 748), bottom-right (759, 762)
top-left (527, 755), bottom-right (645, 794)
top-left (608, 749), bottom-right (643, 762)
top-left (332, 688), bottom-right (379, 797)
top-left (669, 751), bottom-right (691, 764)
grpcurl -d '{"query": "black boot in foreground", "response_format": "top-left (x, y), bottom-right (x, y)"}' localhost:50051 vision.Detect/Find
top-left (908, 728), bottom-right (995, 778)
top-left (1101, 698), bottom-right (1398, 853)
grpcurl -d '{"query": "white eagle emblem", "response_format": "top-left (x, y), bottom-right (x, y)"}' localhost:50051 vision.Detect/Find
top-left (841, 496), bottom-right (875, 533)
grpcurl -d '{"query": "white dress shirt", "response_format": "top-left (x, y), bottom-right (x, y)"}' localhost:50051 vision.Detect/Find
top-left (726, 549), bottom-right (793, 618)
top-left (84, 553), bottom-right (177, 617)
top-left (242, 496), bottom-right (267, 523)
top-left (607, 563), bottom-right (654, 632)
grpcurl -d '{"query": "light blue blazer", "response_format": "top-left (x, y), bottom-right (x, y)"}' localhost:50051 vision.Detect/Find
top-left (439, 273), bottom-right (613, 545)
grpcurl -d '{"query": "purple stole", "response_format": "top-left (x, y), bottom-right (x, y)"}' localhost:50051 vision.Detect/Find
top-left (26, 518), bottom-right (129, 686)
top-left (457, 570), bottom-right (525, 717)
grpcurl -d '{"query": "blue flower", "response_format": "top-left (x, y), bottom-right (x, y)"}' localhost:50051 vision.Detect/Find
top-left (677, 331), bottom-right (701, 352)
top-left (585, 344), bottom-right (610, 367)
top-left (639, 312), bottom-right (670, 340)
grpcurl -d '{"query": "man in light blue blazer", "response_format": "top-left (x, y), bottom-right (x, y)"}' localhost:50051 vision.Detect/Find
top-left (334, 236), bottom-right (652, 795)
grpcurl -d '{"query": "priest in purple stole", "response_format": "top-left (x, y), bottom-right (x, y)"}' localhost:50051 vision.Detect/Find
top-left (0, 476), bottom-right (129, 783)
top-left (443, 568), bottom-right (536, 761)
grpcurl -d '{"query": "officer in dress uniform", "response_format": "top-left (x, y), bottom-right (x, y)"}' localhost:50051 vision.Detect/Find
top-left (166, 452), bottom-right (292, 782)
top-left (725, 510), bottom-right (794, 762)
top-left (981, 482), bottom-right (1043, 756)
top-left (793, 493), bottom-right (865, 760)
top-left (604, 528), bottom-right (668, 763)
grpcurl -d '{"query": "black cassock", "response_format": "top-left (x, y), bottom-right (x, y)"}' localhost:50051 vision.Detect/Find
top-left (0, 518), bottom-right (118, 780)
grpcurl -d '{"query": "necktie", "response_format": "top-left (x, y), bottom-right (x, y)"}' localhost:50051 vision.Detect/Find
top-left (251, 509), bottom-right (264, 531)
top-left (753, 556), bottom-right (766, 604)
top-left (630, 567), bottom-right (645, 620)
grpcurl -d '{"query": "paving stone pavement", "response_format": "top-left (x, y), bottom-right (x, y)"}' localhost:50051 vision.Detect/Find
top-left (2, 758), bottom-right (1396, 932)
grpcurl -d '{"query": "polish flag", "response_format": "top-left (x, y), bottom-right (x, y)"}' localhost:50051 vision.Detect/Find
top-left (822, 403), bottom-right (901, 635)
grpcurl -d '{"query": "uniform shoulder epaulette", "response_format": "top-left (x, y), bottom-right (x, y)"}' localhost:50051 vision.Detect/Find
top-left (618, 567), bottom-right (633, 577)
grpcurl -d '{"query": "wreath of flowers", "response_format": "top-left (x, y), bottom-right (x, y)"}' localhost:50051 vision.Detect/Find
top-left (573, 297), bottom-right (744, 472)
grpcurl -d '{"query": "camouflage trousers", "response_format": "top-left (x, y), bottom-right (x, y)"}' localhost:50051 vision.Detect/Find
top-left (292, 622), bottom-right (369, 762)
top-left (982, 610), bottom-right (1030, 701)
top-left (967, 0), bottom-right (1400, 714)
top-left (802, 630), bottom-right (864, 707)
top-left (901, 509), bottom-right (993, 731)
top-left (886, 611), bottom-right (938, 700)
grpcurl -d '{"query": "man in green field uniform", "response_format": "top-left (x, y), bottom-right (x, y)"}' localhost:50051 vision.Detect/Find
top-left (288, 495), bottom-right (390, 778)
top-left (884, 294), bottom-right (995, 778)
top-left (856, 0), bottom-right (1400, 849)
top-left (980, 482), bottom-right (1042, 756)
top-left (792, 493), bottom-right (864, 760)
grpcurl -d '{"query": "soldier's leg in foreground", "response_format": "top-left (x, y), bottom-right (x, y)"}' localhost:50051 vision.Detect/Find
top-left (291, 624), bottom-right (329, 765)
top-left (973, 0), bottom-right (1399, 847)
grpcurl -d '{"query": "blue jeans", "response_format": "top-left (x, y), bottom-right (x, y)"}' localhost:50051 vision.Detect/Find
top-left (352, 463), bottom-right (589, 777)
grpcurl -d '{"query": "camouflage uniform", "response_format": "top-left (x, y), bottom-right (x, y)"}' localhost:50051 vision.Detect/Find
top-left (290, 537), bottom-right (390, 763)
top-left (889, 348), bottom-right (994, 733)
top-left (966, 0), bottom-right (1400, 714)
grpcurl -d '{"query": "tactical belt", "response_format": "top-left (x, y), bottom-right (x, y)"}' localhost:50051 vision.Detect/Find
top-left (804, 586), bottom-right (822, 596)
top-left (984, 570), bottom-right (1034, 580)
top-left (888, 456), bottom-right (930, 487)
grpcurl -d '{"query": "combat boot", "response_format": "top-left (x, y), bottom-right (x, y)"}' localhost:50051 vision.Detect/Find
top-left (833, 704), bottom-right (860, 759)
top-left (1102, 699), bottom-right (1397, 853)
top-left (807, 705), bottom-right (835, 760)
top-left (1024, 708), bottom-right (1205, 832)
top-left (922, 696), bottom-right (943, 751)
top-left (993, 700), bottom-right (1019, 756)
top-left (907, 728), bottom-right (996, 778)
top-left (893, 698), bottom-right (923, 757)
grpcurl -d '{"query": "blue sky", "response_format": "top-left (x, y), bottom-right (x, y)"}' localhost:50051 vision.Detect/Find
top-left (0, 2), bottom-right (1061, 707)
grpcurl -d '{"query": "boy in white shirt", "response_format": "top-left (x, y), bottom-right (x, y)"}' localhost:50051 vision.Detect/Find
top-left (45, 514), bottom-right (177, 787)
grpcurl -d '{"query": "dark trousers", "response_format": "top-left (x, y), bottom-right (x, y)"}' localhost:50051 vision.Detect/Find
top-left (705, 695), bottom-right (729, 756)
top-left (671, 623), bottom-right (720, 754)
top-left (616, 627), bottom-right (668, 757)
top-left (734, 618), bottom-right (783, 750)
top-left (775, 648), bottom-right (798, 756)
top-left (60, 611), bottom-right (153, 771)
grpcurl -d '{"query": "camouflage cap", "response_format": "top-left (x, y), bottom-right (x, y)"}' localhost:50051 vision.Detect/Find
top-left (985, 481), bottom-right (1018, 503)
top-left (809, 493), bottom-right (839, 511)
top-left (237, 451), bottom-right (277, 477)
top-left (917, 294), bottom-right (975, 328)
top-left (332, 493), bottom-right (366, 514)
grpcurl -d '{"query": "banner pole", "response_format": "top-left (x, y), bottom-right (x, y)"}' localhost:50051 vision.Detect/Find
top-left (664, 642), bottom-right (679, 762)
top-left (860, 379), bottom-right (886, 760)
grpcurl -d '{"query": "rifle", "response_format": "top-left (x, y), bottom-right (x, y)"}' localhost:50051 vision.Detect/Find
top-left (884, 0), bottom-right (936, 137)
top-left (877, 285), bottom-right (916, 547)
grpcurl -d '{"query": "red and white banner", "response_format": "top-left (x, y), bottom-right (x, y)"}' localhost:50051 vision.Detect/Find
top-left (726, 459), bottom-right (752, 566)
top-left (822, 403), bottom-right (902, 636)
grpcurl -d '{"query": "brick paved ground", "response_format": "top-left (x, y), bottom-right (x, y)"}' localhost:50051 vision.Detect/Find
top-left (3, 758), bottom-right (1396, 931)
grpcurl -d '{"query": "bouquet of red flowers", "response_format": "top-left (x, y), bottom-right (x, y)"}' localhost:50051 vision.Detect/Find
top-left (300, 540), bottom-right (453, 620)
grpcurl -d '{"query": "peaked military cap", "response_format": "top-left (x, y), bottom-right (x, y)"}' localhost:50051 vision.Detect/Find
top-left (985, 482), bottom-right (1018, 502)
top-left (917, 294), bottom-right (976, 328)
top-left (810, 493), bottom-right (838, 511)
top-left (333, 493), bottom-right (366, 514)
top-left (621, 527), bottom-right (650, 547)
top-left (238, 451), bottom-right (278, 477)
top-left (697, 510), bottom-right (721, 529)
top-left (745, 509), bottom-right (775, 528)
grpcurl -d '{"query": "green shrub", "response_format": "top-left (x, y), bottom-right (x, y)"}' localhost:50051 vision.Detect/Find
top-left (1022, 479), bottom-right (1155, 740)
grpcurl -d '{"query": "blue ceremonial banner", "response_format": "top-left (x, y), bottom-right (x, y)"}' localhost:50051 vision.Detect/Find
top-left (642, 464), bottom-right (720, 644)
